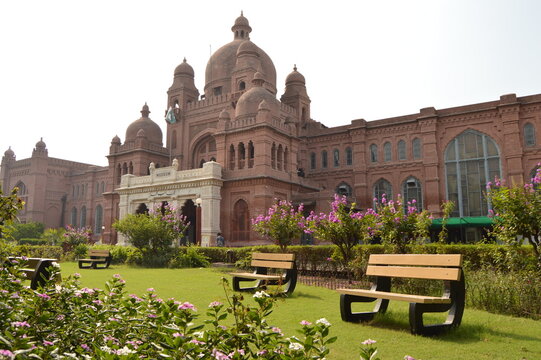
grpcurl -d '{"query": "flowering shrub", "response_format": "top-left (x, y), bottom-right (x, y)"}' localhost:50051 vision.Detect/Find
top-left (374, 194), bottom-right (432, 253)
top-left (252, 200), bottom-right (306, 252)
top-left (113, 203), bottom-right (190, 266)
top-left (0, 256), bottom-right (337, 359)
top-left (305, 194), bottom-right (377, 269)
top-left (0, 186), bottom-right (24, 241)
top-left (486, 167), bottom-right (541, 265)
top-left (62, 225), bottom-right (92, 255)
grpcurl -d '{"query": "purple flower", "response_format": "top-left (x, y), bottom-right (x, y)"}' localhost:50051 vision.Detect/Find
top-left (81, 344), bottom-right (90, 351)
top-left (12, 321), bottom-right (30, 327)
top-left (178, 301), bottom-right (196, 311)
top-left (43, 340), bottom-right (54, 346)
top-left (37, 293), bottom-right (51, 300)
top-left (362, 339), bottom-right (376, 345)
top-left (0, 350), bottom-right (14, 356)
top-left (300, 320), bottom-right (312, 326)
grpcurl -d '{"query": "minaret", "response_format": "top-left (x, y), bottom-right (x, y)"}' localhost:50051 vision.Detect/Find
top-left (167, 58), bottom-right (199, 110)
top-left (281, 65), bottom-right (311, 124)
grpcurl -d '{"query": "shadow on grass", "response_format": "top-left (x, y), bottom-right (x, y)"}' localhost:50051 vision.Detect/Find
top-left (286, 291), bottom-right (323, 300)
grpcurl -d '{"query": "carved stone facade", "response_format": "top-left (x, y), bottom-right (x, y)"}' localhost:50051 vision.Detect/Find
top-left (2, 14), bottom-right (541, 245)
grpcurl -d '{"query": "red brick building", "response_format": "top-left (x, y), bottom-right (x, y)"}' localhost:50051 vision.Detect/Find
top-left (2, 14), bottom-right (541, 245)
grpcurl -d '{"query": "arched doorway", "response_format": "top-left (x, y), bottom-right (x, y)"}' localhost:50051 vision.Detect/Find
top-left (181, 199), bottom-right (196, 245)
top-left (231, 199), bottom-right (250, 242)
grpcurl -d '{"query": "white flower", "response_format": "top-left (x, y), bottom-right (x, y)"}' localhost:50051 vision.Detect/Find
top-left (288, 342), bottom-right (304, 351)
top-left (99, 345), bottom-right (112, 354)
top-left (115, 346), bottom-right (135, 355)
top-left (51, 262), bottom-right (60, 268)
top-left (316, 318), bottom-right (331, 327)
top-left (193, 331), bottom-right (204, 338)
top-left (253, 291), bottom-right (270, 299)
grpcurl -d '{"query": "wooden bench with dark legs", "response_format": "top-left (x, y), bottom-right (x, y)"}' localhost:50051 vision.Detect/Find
top-left (337, 254), bottom-right (465, 336)
top-left (8, 257), bottom-right (60, 290)
top-left (230, 253), bottom-right (297, 295)
top-left (78, 249), bottom-right (112, 269)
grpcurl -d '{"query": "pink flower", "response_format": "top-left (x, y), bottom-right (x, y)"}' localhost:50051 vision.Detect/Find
top-left (173, 332), bottom-right (184, 338)
top-left (300, 320), bottom-right (312, 326)
top-left (12, 321), bottom-right (30, 328)
top-left (208, 301), bottom-right (222, 308)
top-left (37, 293), bottom-right (51, 300)
top-left (178, 301), bottom-right (196, 311)
top-left (362, 339), bottom-right (376, 345)
top-left (43, 340), bottom-right (54, 346)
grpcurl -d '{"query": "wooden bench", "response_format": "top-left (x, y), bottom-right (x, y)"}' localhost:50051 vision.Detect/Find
top-left (78, 249), bottom-right (112, 269)
top-left (230, 253), bottom-right (297, 295)
top-left (8, 257), bottom-right (60, 290)
top-left (337, 254), bottom-right (465, 336)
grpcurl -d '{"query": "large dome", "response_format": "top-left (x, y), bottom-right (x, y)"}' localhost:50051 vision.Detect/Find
top-left (204, 14), bottom-right (276, 96)
top-left (125, 104), bottom-right (163, 146)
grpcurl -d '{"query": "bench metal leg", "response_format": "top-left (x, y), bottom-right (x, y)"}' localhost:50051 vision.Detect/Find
top-left (409, 275), bottom-right (466, 336)
top-left (232, 268), bottom-right (298, 296)
top-left (340, 277), bottom-right (391, 322)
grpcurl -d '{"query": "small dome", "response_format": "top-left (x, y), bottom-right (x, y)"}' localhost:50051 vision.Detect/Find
top-left (111, 135), bottom-right (121, 144)
top-left (233, 11), bottom-right (250, 27)
top-left (35, 138), bottom-right (46, 150)
top-left (125, 104), bottom-right (163, 146)
top-left (236, 74), bottom-right (279, 118)
top-left (4, 146), bottom-right (14, 157)
top-left (285, 65), bottom-right (305, 85)
top-left (174, 58), bottom-right (195, 77)
top-left (237, 40), bottom-right (259, 57)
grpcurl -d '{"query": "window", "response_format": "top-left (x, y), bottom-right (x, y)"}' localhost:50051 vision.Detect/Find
top-left (122, 163), bottom-right (128, 175)
top-left (398, 140), bottom-right (406, 160)
top-left (101, 182), bottom-right (105, 194)
top-left (384, 142), bottom-right (392, 162)
top-left (213, 86), bottom-right (222, 96)
top-left (524, 123), bottom-right (536, 147)
top-left (322, 150), bottom-right (328, 168)
top-left (80, 206), bottom-right (87, 227)
top-left (310, 152), bottom-right (316, 170)
top-left (239, 81), bottom-right (246, 91)
top-left (284, 147), bottom-right (289, 171)
top-left (248, 141), bottom-right (254, 168)
top-left (277, 145), bottom-right (283, 170)
top-left (445, 130), bottom-right (501, 217)
top-left (238, 142), bottom-right (246, 169)
top-left (345, 147), bottom-right (352, 165)
top-left (413, 138), bottom-right (422, 160)
top-left (333, 149), bottom-right (340, 167)
top-left (71, 207), bottom-right (77, 226)
top-left (402, 177), bottom-right (423, 211)
top-left (229, 144), bottom-right (235, 170)
top-left (373, 179), bottom-right (392, 207)
top-left (95, 205), bottom-right (103, 233)
top-left (128, 162), bottom-right (133, 175)
top-left (116, 164), bottom-right (122, 184)
top-left (199, 159), bottom-right (205, 168)
top-left (96, 183), bottom-right (100, 195)
top-left (336, 182), bottom-right (353, 197)
top-left (370, 144), bottom-right (378, 163)
top-left (15, 181), bottom-right (27, 195)
top-left (271, 143), bottom-right (276, 169)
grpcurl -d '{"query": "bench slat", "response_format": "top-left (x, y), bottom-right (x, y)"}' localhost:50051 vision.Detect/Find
top-left (369, 254), bottom-right (462, 267)
top-left (251, 259), bottom-right (294, 269)
top-left (366, 265), bottom-right (461, 281)
top-left (87, 250), bottom-right (111, 257)
top-left (337, 288), bottom-right (452, 304)
top-left (229, 272), bottom-right (284, 280)
top-left (252, 253), bottom-right (295, 261)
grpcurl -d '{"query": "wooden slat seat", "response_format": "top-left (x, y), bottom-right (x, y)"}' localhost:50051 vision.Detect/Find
top-left (338, 254), bottom-right (465, 336)
top-left (7, 257), bottom-right (60, 289)
top-left (78, 250), bottom-right (111, 269)
top-left (231, 252), bottom-right (297, 295)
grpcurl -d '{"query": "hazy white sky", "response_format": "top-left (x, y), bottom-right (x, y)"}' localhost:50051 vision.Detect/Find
top-left (2, 0), bottom-right (540, 166)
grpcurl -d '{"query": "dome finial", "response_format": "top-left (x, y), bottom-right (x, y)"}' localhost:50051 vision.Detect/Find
top-left (141, 103), bottom-right (150, 118)
top-left (241, 10), bottom-right (243, 16)
top-left (183, 57), bottom-right (187, 63)
top-left (293, 64), bottom-right (297, 71)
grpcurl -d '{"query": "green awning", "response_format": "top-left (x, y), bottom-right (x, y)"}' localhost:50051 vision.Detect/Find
top-left (430, 216), bottom-right (493, 228)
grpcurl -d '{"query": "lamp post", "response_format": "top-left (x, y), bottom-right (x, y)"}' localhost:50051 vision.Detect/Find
top-left (195, 197), bottom-right (202, 246)
top-left (101, 225), bottom-right (105, 244)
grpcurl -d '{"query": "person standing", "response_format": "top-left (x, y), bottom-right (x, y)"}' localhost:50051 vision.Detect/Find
top-left (216, 232), bottom-right (225, 247)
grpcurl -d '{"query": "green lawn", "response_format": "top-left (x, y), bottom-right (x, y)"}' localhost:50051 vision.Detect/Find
top-left (61, 262), bottom-right (541, 360)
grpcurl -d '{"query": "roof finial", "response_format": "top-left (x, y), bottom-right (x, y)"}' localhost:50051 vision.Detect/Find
top-left (183, 57), bottom-right (187, 63)
top-left (294, 64), bottom-right (297, 71)
top-left (241, 10), bottom-right (243, 16)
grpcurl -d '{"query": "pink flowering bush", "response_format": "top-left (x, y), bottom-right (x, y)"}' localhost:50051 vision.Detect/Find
top-left (252, 199), bottom-right (306, 252)
top-left (305, 194), bottom-right (377, 269)
top-left (374, 194), bottom-right (433, 253)
top-left (486, 166), bottom-right (541, 265)
top-left (0, 252), bottom-right (337, 359)
top-left (62, 225), bottom-right (92, 256)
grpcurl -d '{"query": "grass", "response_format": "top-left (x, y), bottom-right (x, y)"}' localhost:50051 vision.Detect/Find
top-left (61, 262), bottom-right (541, 360)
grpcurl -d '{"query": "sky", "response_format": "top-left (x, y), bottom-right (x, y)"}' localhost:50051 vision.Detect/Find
top-left (1, 0), bottom-right (541, 166)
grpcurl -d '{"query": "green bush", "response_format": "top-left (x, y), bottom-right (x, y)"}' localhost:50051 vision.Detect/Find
top-left (10, 245), bottom-right (63, 259)
top-left (18, 238), bottom-right (48, 246)
top-left (11, 222), bottom-right (44, 240)
top-left (168, 247), bottom-right (211, 268)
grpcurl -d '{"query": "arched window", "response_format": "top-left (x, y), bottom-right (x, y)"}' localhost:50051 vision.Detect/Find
top-left (345, 147), bottom-right (353, 166)
top-left (284, 147), bottom-right (289, 172)
top-left (373, 179), bottom-right (392, 207)
top-left (248, 141), bottom-right (254, 168)
top-left (101, 181), bottom-right (105, 194)
top-left (336, 182), bottom-right (353, 197)
top-left (277, 145), bottom-right (283, 170)
top-left (384, 142), bottom-right (392, 162)
top-left (445, 130), bottom-right (501, 217)
top-left (239, 81), bottom-right (246, 91)
top-left (71, 207), bottom-right (77, 226)
top-left (76, 185), bottom-right (80, 198)
top-left (80, 206), bottom-right (87, 227)
top-left (14, 181), bottom-right (27, 196)
top-left (95, 205), bottom-right (103, 233)
top-left (402, 177), bottom-right (423, 211)
top-left (322, 150), bottom-right (328, 169)
top-left (199, 159), bottom-right (206, 168)
top-left (229, 144), bottom-right (235, 170)
top-left (310, 152), bottom-right (316, 170)
top-left (122, 163), bottom-right (128, 175)
top-left (333, 149), bottom-right (340, 167)
top-left (412, 138), bottom-right (422, 160)
top-left (398, 140), bottom-right (406, 160)
top-left (128, 162), bottom-right (133, 175)
top-left (271, 143), bottom-right (276, 169)
top-left (370, 144), bottom-right (378, 163)
top-left (135, 203), bottom-right (148, 215)
top-left (116, 164), bottom-right (122, 184)
top-left (302, 107), bottom-right (307, 122)
top-left (238, 142), bottom-right (246, 169)
top-left (96, 183), bottom-right (100, 195)
top-left (524, 123), bottom-right (536, 147)
top-left (231, 199), bottom-right (250, 242)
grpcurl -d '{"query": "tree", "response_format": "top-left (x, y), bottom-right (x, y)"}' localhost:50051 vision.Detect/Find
top-left (12, 222), bottom-right (45, 240)
top-left (0, 186), bottom-right (24, 241)
top-left (486, 168), bottom-right (541, 265)
top-left (305, 194), bottom-right (377, 269)
top-left (374, 194), bottom-right (432, 253)
top-left (251, 199), bottom-right (305, 252)
top-left (113, 203), bottom-right (189, 255)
